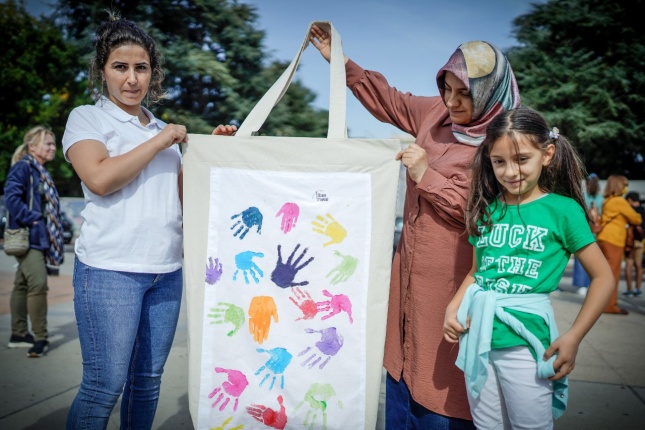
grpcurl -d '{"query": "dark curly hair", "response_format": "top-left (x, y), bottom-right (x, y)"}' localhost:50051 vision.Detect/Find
top-left (466, 107), bottom-right (588, 237)
top-left (89, 11), bottom-right (166, 105)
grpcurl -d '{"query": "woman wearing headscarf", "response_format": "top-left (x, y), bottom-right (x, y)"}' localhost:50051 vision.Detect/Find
top-left (3, 126), bottom-right (64, 357)
top-left (310, 26), bottom-right (520, 428)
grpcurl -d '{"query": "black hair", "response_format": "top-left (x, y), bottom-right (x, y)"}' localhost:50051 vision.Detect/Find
top-left (89, 11), bottom-right (166, 104)
top-left (466, 106), bottom-right (588, 236)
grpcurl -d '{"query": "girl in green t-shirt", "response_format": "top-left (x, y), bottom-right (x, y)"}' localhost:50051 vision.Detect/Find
top-left (443, 107), bottom-right (614, 429)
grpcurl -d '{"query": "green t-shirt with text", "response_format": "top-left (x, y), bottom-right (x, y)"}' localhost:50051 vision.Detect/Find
top-left (468, 194), bottom-right (595, 352)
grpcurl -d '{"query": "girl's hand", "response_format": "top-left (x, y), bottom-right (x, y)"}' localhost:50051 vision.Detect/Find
top-left (395, 143), bottom-right (428, 183)
top-left (443, 306), bottom-right (467, 343)
top-left (212, 124), bottom-right (237, 136)
top-left (158, 124), bottom-right (188, 148)
top-left (309, 24), bottom-right (331, 62)
top-left (544, 331), bottom-right (580, 380)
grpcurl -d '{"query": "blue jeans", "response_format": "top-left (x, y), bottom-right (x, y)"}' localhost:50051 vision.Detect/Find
top-left (66, 258), bottom-right (182, 430)
top-left (386, 373), bottom-right (476, 430)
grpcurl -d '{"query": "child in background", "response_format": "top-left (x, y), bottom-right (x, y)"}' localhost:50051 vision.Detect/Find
top-left (443, 107), bottom-right (614, 429)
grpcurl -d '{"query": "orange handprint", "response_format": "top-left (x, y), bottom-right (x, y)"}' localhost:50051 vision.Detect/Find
top-left (248, 296), bottom-right (278, 344)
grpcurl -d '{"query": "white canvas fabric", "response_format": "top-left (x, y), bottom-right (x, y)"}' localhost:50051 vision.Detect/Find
top-left (182, 21), bottom-right (400, 429)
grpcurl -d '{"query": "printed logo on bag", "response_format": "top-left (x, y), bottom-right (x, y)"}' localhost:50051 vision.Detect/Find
top-left (313, 190), bottom-right (328, 202)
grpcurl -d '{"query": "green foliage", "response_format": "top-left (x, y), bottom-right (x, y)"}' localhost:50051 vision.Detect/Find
top-left (0, 0), bottom-right (91, 195)
top-left (507, 0), bottom-right (645, 178)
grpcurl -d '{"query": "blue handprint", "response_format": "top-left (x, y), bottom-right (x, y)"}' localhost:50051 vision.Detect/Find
top-left (299, 327), bottom-right (344, 370)
top-left (230, 206), bottom-right (263, 239)
top-left (233, 251), bottom-right (264, 284)
top-left (270, 244), bottom-right (314, 288)
top-left (255, 347), bottom-right (293, 390)
top-left (205, 256), bottom-right (223, 285)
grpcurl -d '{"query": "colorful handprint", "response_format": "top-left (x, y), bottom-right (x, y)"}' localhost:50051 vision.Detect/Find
top-left (205, 256), bottom-right (223, 284)
top-left (247, 395), bottom-right (288, 430)
top-left (248, 296), bottom-right (278, 344)
top-left (230, 206), bottom-right (263, 239)
top-left (311, 213), bottom-right (346, 247)
top-left (325, 251), bottom-right (358, 285)
top-left (207, 302), bottom-right (245, 336)
top-left (316, 290), bottom-right (353, 323)
top-left (289, 287), bottom-right (317, 321)
top-left (255, 347), bottom-right (293, 390)
top-left (210, 417), bottom-right (243, 430)
top-left (299, 327), bottom-right (344, 369)
top-left (276, 202), bottom-right (299, 234)
top-left (233, 251), bottom-right (264, 284)
top-left (209, 367), bottom-right (249, 412)
top-left (271, 244), bottom-right (314, 288)
top-left (294, 383), bottom-right (340, 430)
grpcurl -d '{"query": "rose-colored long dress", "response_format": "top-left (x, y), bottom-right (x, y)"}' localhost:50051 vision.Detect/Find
top-left (346, 59), bottom-right (474, 419)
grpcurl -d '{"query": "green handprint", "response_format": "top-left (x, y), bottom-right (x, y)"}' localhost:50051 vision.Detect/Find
top-left (208, 302), bottom-right (245, 336)
top-left (326, 251), bottom-right (358, 285)
top-left (311, 213), bottom-right (347, 247)
top-left (295, 382), bottom-right (342, 430)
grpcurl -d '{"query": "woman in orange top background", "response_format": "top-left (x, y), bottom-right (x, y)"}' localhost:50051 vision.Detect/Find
top-left (596, 174), bottom-right (643, 314)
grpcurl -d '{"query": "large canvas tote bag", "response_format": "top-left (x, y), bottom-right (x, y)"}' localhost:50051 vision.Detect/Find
top-left (183, 21), bottom-right (400, 429)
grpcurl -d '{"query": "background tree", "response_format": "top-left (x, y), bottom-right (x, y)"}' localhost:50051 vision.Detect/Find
top-left (0, 0), bottom-right (91, 195)
top-left (507, 0), bottom-right (644, 179)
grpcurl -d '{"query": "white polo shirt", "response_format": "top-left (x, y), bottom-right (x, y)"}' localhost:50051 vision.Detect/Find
top-left (62, 97), bottom-right (183, 273)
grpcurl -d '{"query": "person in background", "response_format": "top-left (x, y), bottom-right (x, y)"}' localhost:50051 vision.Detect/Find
top-left (596, 175), bottom-right (642, 315)
top-left (3, 126), bottom-right (65, 357)
top-left (310, 25), bottom-right (520, 428)
top-left (62, 13), bottom-right (235, 429)
top-left (623, 191), bottom-right (644, 296)
top-left (444, 107), bottom-right (613, 429)
top-left (572, 173), bottom-right (603, 296)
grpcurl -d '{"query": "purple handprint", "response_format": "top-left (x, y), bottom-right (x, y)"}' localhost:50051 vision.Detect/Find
top-left (205, 257), bottom-right (223, 285)
top-left (230, 206), bottom-right (263, 239)
top-left (316, 289), bottom-right (353, 323)
top-left (276, 202), bottom-right (299, 234)
top-left (289, 287), bottom-right (317, 321)
top-left (299, 327), bottom-right (344, 369)
top-left (270, 244), bottom-right (314, 289)
top-left (255, 347), bottom-right (293, 390)
top-left (209, 367), bottom-right (249, 411)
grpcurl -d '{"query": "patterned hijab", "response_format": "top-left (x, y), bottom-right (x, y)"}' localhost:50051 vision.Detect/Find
top-left (436, 41), bottom-right (520, 146)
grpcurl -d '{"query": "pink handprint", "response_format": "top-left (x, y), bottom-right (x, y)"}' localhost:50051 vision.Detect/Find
top-left (209, 367), bottom-right (249, 412)
top-left (246, 395), bottom-right (288, 429)
top-left (276, 202), bottom-right (299, 234)
top-left (316, 289), bottom-right (353, 323)
top-left (289, 287), bottom-right (318, 321)
top-left (299, 327), bottom-right (344, 369)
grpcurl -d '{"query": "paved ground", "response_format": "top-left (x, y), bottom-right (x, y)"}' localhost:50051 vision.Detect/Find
top-left (0, 246), bottom-right (644, 429)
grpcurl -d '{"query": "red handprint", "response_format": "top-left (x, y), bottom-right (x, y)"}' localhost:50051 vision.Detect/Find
top-left (246, 395), bottom-right (288, 429)
top-left (289, 287), bottom-right (317, 321)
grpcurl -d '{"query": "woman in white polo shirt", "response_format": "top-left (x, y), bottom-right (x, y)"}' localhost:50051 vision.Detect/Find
top-left (62, 13), bottom-right (234, 429)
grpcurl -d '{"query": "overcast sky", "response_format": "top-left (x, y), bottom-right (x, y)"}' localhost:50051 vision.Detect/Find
top-left (25, 0), bottom-right (541, 138)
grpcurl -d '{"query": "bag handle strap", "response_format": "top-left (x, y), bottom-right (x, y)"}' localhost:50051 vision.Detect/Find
top-left (6, 162), bottom-right (33, 226)
top-left (236, 21), bottom-right (347, 139)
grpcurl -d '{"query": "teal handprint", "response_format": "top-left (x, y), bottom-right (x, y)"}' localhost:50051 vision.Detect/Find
top-left (294, 382), bottom-right (341, 430)
top-left (255, 347), bottom-right (293, 390)
top-left (233, 251), bottom-right (264, 284)
top-left (325, 251), bottom-right (358, 285)
top-left (231, 206), bottom-right (263, 239)
top-left (207, 302), bottom-right (245, 336)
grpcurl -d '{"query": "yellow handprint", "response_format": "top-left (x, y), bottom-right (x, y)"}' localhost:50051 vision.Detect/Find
top-left (311, 213), bottom-right (347, 247)
top-left (248, 296), bottom-right (278, 344)
top-left (210, 417), bottom-right (243, 430)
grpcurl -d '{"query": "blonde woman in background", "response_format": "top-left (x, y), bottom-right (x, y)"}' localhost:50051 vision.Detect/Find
top-left (3, 126), bottom-right (64, 357)
top-left (597, 175), bottom-right (642, 314)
